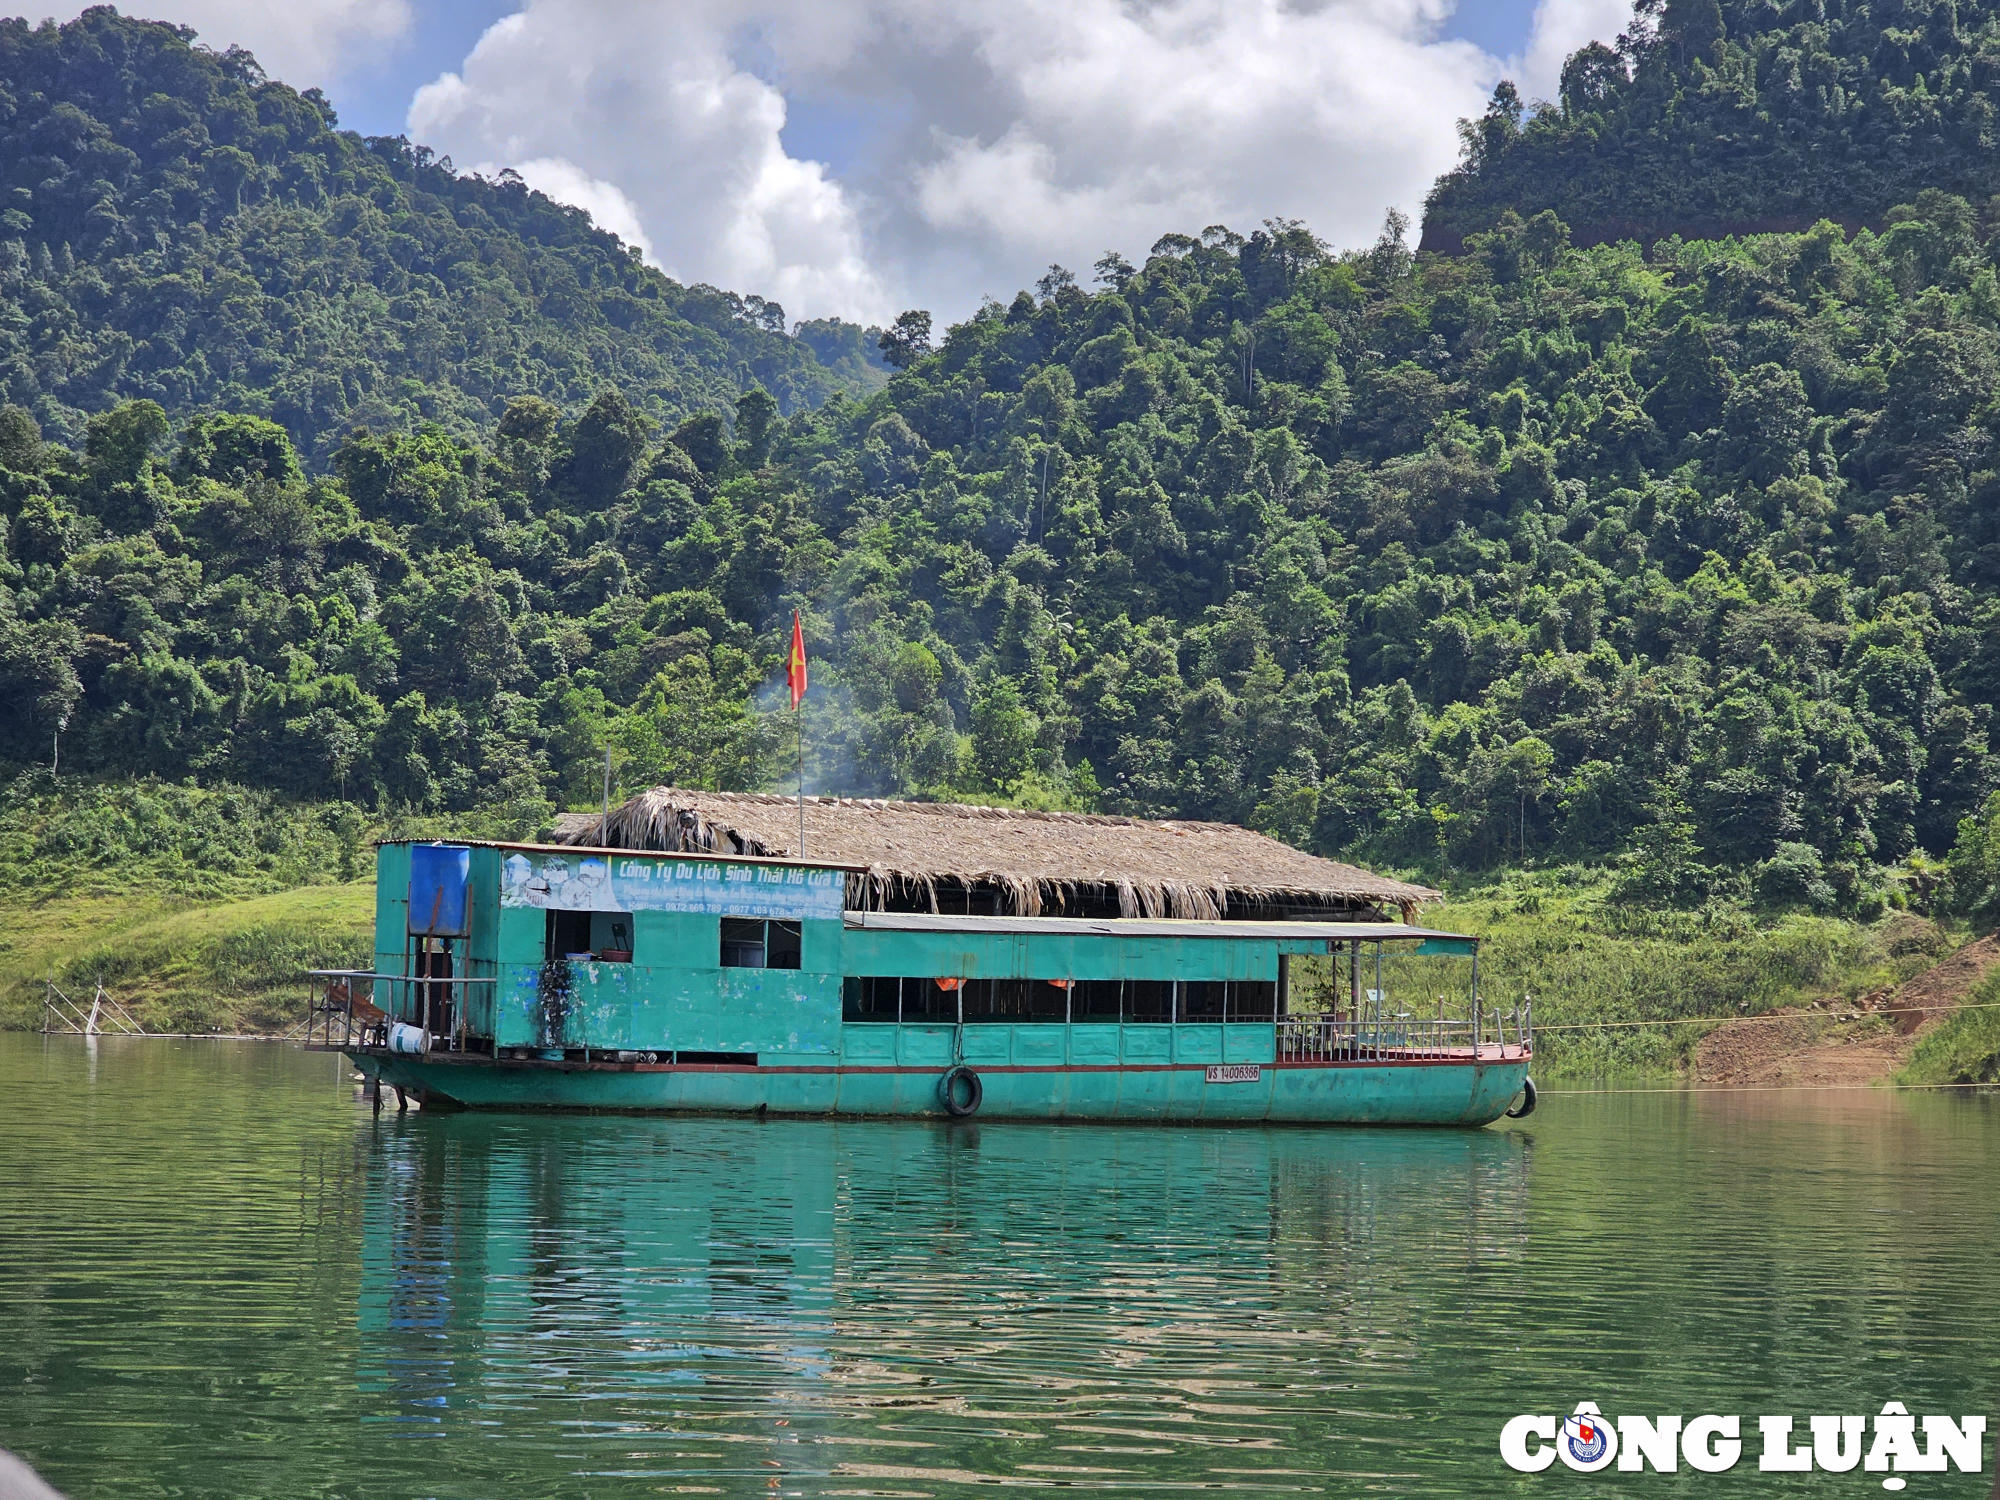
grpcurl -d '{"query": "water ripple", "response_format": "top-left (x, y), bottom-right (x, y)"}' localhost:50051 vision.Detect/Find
top-left (2, 1039), bottom-right (1997, 1496)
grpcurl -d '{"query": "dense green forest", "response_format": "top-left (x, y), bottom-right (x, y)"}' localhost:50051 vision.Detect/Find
top-left (7, 4), bottom-right (2000, 924)
top-left (1425, 0), bottom-right (2000, 251)
top-left (0, 9), bottom-right (879, 464)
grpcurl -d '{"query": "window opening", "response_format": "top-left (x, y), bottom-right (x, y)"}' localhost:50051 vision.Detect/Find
top-left (1123, 979), bottom-right (1173, 1023)
top-left (1178, 979), bottom-right (1226, 1020)
top-left (720, 918), bottom-right (802, 970)
top-left (903, 976), bottom-right (959, 1022)
top-left (545, 910), bottom-right (591, 961)
top-left (1226, 979), bottom-right (1279, 1021)
top-left (545, 909), bottom-right (634, 963)
top-left (838, 975), bottom-right (1281, 1024)
top-left (962, 977), bottom-right (1068, 1022)
top-left (1071, 980), bottom-right (1122, 1021)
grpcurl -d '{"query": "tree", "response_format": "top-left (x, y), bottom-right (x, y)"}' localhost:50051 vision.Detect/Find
top-left (0, 608), bottom-right (80, 765)
top-left (1613, 780), bottom-right (1713, 908)
top-left (670, 410), bottom-right (732, 481)
top-left (0, 406), bottom-right (42, 473)
top-left (734, 387), bottom-right (779, 471)
top-left (82, 400), bottom-right (171, 532)
top-left (1456, 82), bottom-right (1523, 172)
top-left (878, 310), bottom-right (933, 370)
top-left (1560, 41), bottom-right (1627, 115)
top-left (558, 388), bottom-right (653, 508)
top-left (1660, 0), bottom-right (1725, 67)
top-left (1036, 265), bottom-right (1076, 299)
top-left (971, 677), bottom-right (1038, 790)
top-left (1719, 364), bottom-right (1811, 483)
top-left (1945, 792), bottom-right (2000, 926)
top-left (1645, 318), bottom-right (1732, 439)
top-left (173, 413), bottom-right (302, 485)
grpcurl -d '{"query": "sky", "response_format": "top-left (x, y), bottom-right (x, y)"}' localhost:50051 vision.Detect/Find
top-left (61, 0), bottom-right (1633, 325)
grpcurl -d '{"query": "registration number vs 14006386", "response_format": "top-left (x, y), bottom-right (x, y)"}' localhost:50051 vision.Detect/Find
top-left (1205, 1065), bottom-right (1261, 1084)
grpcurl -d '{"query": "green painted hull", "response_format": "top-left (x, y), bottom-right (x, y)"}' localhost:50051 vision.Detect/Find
top-left (351, 1049), bottom-right (1532, 1127)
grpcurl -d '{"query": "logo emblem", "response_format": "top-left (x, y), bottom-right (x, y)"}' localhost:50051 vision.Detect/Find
top-left (1559, 1402), bottom-right (1618, 1472)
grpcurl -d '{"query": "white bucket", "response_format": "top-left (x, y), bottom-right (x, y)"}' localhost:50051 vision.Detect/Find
top-left (388, 1022), bottom-right (431, 1055)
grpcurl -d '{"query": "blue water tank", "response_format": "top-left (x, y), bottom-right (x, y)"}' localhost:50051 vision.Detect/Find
top-left (409, 844), bottom-right (471, 936)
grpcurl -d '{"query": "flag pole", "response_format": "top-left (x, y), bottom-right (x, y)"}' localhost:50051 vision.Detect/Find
top-left (789, 609), bottom-right (808, 858)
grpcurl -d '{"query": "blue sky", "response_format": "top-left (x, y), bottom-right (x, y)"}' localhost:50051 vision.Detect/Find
top-left (330, 1), bottom-right (512, 139)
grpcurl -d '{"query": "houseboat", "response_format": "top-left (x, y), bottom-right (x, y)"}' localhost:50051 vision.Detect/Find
top-left (305, 789), bottom-right (1534, 1126)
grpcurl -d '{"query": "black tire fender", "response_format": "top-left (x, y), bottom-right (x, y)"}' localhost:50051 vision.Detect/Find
top-left (938, 1064), bottom-right (983, 1117)
top-left (1506, 1075), bottom-right (1537, 1119)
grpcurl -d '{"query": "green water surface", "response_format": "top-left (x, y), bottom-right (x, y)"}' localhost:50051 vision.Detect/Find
top-left (2, 1035), bottom-right (1996, 1497)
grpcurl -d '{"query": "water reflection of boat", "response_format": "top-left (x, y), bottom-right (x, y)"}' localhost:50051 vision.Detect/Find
top-left (309, 792), bottom-right (1532, 1125)
top-left (356, 1114), bottom-right (1534, 1467)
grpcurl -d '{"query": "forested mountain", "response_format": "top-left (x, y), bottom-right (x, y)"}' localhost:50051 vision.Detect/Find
top-left (11, 195), bottom-right (2000, 911)
top-left (6, 3), bottom-right (2000, 915)
top-left (0, 9), bottom-right (874, 463)
top-left (1424, 0), bottom-right (2000, 252)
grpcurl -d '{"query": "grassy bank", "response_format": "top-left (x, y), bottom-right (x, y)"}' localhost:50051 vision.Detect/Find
top-left (1, 883), bottom-right (375, 1034)
top-left (0, 776), bottom-right (402, 1034)
top-left (2, 778), bottom-right (1975, 1062)
top-left (1899, 970), bottom-right (2000, 1085)
top-left (1418, 869), bottom-right (1958, 1078)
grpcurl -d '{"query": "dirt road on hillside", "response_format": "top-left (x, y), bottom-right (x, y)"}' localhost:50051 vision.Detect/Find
top-left (1692, 934), bottom-right (2000, 1086)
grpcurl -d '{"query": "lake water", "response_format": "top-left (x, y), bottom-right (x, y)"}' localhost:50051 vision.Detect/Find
top-left (2, 1035), bottom-right (1996, 1498)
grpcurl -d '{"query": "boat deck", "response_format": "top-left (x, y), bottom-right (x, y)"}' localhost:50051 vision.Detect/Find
top-left (314, 1041), bottom-right (1531, 1071)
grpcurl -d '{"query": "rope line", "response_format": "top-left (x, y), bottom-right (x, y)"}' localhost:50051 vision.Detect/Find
top-left (1538, 1081), bottom-right (1996, 1095)
top-left (1530, 1000), bottom-right (2000, 1033)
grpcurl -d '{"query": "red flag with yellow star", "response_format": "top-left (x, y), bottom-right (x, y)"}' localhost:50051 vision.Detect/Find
top-left (787, 610), bottom-right (808, 710)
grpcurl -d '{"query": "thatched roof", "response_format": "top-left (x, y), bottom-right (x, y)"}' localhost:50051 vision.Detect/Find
top-left (552, 788), bottom-right (1436, 922)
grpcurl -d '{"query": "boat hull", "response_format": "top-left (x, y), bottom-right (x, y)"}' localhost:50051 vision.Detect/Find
top-left (348, 1049), bottom-right (1532, 1127)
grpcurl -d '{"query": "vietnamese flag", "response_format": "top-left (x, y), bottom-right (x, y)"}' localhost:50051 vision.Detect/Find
top-left (787, 610), bottom-right (809, 710)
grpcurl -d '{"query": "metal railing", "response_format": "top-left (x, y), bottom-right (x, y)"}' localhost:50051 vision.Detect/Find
top-left (1280, 996), bottom-right (1532, 1062)
top-left (298, 969), bottom-right (497, 1051)
top-left (42, 976), bottom-right (149, 1036)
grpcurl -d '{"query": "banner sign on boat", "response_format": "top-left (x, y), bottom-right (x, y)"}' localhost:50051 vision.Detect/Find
top-left (1205, 1065), bottom-right (1261, 1084)
top-left (501, 851), bottom-right (845, 920)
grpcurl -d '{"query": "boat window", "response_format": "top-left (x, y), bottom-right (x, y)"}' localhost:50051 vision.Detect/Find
top-left (903, 976), bottom-right (959, 1022)
top-left (1227, 980), bottom-right (1278, 1021)
top-left (590, 912), bottom-right (635, 962)
top-left (1072, 980), bottom-right (1121, 1021)
top-left (720, 918), bottom-right (803, 970)
top-left (1123, 980), bottom-right (1173, 1023)
top-left (836, 975), bottom-right (1283, 1024)
top-left (962, 978), bottom-right (1069, 1022)
top-left (545, 909), bottom-right (635, 962)
top-left (842, 976), bottom-right (903, 1021)
top-left (545, 910), bottom-right (592, 961)
top-left (1178, 980), bottom-right (1227, 1020)
top-left (720, 918), bottom-right (765, 967)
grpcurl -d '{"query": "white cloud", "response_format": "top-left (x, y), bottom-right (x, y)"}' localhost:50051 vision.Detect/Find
top-left (1507, 0), bottom-right (1634, 103)
top-left (403, 0), bottom-right (1627, 323)
top-left (409, 1), bottom-right (892, 323)
top-left (53, 0), bottom-right (411, 90)
top-left (903, 0), bottom-right (1493, 287)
